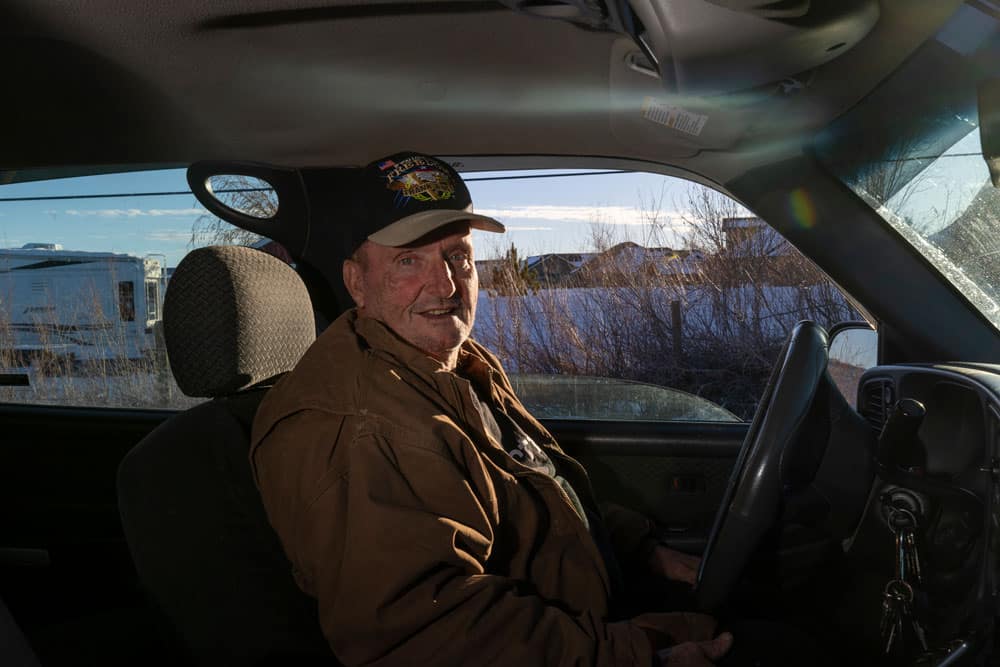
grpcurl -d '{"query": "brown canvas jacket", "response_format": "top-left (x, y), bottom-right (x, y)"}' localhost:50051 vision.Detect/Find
top-left (250, 310), bottom-right (657, 667)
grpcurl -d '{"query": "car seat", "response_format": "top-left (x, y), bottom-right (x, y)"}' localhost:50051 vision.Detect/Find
top-left (117, 246), bottom-right (336, 666)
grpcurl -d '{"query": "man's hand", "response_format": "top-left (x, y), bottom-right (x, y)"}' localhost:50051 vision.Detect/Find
top-left (648, 544), bottom-right (701, 586)
top-left (632, 612), bottom-right (732, 666)
top-left (657, 634), bottom-right (734, 666)
top-left (632, 611), bottom-right (717, 645)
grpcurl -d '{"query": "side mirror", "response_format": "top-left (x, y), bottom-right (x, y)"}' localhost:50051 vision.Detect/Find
top-left (828, 322), bottom-right (878, 408)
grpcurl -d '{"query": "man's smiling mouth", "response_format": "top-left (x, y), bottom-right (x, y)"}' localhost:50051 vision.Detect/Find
top-left (420, 305), bottom-right (461, 318)
top-left (418, 298), bottom-right (466, 318)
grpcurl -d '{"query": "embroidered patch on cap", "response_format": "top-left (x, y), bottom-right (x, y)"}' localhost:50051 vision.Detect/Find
top-left (382, 156), bottom-right (458, 207)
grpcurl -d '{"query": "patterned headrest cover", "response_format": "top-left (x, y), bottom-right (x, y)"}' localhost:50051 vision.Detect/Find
top-left (164, 246), bottom-right (316, 398)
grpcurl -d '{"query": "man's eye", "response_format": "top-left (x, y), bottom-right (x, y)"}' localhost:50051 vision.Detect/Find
top-left (450, 252), bottom-right (470, 263)
top-left (398, 257), bottom-right (415, 266)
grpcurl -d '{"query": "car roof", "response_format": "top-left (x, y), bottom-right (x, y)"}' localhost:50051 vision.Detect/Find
top-left (1, 0), bottom-right (960, 182)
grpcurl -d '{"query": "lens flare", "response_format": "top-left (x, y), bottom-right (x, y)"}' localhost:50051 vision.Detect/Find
top-left (789, 188), bottom-right (816, 229)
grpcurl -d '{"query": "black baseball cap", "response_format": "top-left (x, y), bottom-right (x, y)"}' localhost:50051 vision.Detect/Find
top-left (351, 151), bottom-right (505, 250)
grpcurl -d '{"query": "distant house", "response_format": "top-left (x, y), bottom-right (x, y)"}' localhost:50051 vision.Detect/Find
top-left (566, 242), bottom-right (682, 287)
top-left (525, 252), bottom-right (595, 286)
top-left (477, 252), bottom-right (596, 290)
top-left (479, 243), bottom-right (710, 289)
top-left (476, 222), bottom-right (822, 292)
top-left (723, 216), bottom-right (791, 257)
top-left (721, 216), bottom-right (824, 286)
top-left (659, 248), bottom-right (706, 281)
top-left (474, 259), bottom-right (506, 289)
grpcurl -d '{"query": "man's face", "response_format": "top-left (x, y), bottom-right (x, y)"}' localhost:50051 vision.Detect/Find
top-left (344, 226), bottom-right (478, 368)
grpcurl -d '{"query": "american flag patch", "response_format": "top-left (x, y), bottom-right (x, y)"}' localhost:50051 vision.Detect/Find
top-left (378, 160), bottom-right (396, 171)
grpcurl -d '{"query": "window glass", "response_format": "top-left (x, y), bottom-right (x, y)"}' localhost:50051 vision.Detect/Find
top-left (814, 5), bottom-right (1000, 332)
top-left (145, 279), bottom-right (160, 322)
top-left (118, 281), bottom-right (135, 322)
top-left (467, 170), bottom-right (861, 421)
top-left (0, 168), bottom-right (218, 409)
top-left (832, 128), bottom-right (1000, 331)
top-left (0, 166), bottom-right (859, 417)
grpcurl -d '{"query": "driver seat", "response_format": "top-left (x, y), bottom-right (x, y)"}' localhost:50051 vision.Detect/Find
top-left (117, 246), bottom-right (336, 665)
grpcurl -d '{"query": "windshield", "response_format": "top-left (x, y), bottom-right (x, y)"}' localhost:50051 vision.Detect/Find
top-left (815, 3), bottom-right (1000, 331)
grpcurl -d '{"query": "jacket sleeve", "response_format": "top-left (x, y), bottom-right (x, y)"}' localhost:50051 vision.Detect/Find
top-left (254, 411), bottom-right (655, 667)
top-left (601, 502), bottom-right (660, 573)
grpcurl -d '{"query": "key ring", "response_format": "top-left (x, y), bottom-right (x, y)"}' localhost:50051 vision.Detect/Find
top-left (888, 505), bottom-right (918, 531)
top-left (884, 579), bottom-right (914, 603)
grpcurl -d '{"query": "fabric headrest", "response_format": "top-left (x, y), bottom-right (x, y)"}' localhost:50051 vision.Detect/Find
top-left (164, 246), bottom-right (315, 398)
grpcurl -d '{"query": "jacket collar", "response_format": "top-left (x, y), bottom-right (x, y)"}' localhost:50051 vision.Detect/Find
top-left (353, 310), bottom-right (495, 389)
top-left (353, 312), bottom-right (450, 377)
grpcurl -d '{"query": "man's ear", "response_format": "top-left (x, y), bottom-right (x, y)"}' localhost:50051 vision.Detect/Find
top-left (343, 258), bottom-right (365, 308)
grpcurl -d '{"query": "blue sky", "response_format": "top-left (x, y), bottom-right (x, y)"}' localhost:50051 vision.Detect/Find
top-left (0, 130), bottom-right (986, 270)
top-left (0, 167), bottom-right (705, 267)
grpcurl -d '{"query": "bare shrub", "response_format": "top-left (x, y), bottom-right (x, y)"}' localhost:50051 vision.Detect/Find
top-left (487, 244), bottom-right (540, 296)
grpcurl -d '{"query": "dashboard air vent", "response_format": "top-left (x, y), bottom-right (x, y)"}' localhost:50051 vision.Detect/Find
top-left (860, 377), bottom-right (894, 430)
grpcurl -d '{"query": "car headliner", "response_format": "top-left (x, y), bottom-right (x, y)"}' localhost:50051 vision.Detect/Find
top-left (1, 0), bottom-right (963, 183)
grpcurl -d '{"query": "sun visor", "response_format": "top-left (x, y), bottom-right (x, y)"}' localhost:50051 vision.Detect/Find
top-left (501, 0), bottom-right (878, 96)
top-left (608, 38), bottom-right (746, 154)
top-left (628, 0), bottom-right (880, 95)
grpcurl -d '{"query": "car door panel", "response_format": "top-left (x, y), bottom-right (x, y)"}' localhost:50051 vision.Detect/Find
top-left (548, 419), bottom-right (746, 543)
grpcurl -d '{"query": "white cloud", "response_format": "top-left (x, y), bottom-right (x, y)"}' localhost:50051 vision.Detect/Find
top-left (502, 225), bottom-right (554, 232)
top-left (477, 205), bottom-right (686, 228)
top-left (146, 230), bottom-right (192, 242)
top-left (65, 207), bottom-right (205, 218)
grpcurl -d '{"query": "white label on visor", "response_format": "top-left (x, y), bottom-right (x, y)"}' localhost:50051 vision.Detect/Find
top-left (641, 98), bottom-right (708, 137)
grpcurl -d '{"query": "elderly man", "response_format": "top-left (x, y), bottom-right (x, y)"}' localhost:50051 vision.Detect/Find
top-left (250, 152), bottom-right (732, 666)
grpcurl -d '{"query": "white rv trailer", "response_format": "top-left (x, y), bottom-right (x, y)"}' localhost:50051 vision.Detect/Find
top-left (0, 244), bottom-right (166, 363)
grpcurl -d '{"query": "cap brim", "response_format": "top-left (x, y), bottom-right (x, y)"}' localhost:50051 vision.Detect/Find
top-left (367, 209), bottom-right (505, 247)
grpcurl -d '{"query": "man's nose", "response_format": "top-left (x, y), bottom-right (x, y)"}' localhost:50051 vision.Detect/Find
top-left (425, 258), bottom-right (457, 298)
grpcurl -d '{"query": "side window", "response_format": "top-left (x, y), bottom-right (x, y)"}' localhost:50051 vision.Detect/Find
top-left (468, 170), bottom-right (862, 422)
top-left (145, 279), bottom-right (159, 321)
top-left (0, 168), bottom-right (258, 410)
top-left (118, 281), bottom-right (136, 322)
top-left (0, 165), bottom-right (860, 418)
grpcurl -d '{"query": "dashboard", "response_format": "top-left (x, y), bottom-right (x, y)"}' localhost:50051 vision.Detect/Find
top-left (846, 363), bottom-right (1000, 657)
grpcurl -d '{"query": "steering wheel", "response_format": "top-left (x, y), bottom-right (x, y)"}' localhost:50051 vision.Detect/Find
top-left (695, 320), bottom-right (829, 612)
